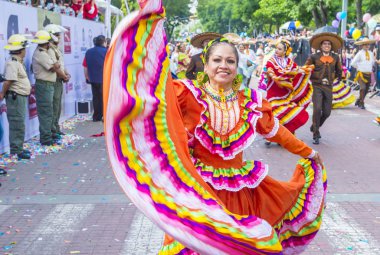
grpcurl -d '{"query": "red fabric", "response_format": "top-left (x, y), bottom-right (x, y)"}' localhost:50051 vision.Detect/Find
top-left (265, 57), bottom-right (312, 133)
top-left (82, 57), bottom-right (87, 67)
top-left (83, 2), bottom-right (98, 20)
top-left (71, 3), bottom-right (82, 16)
top-left (266, 59), bottom-right (297, 100)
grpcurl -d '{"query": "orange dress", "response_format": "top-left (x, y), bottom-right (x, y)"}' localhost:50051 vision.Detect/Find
top-left (159, 79), bottom-right (325, 254)
top-left (104, 2), bottom-right (326, 254)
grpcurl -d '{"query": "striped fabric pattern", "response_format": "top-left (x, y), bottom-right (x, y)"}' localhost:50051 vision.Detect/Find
top-left (332, 80), bottom-right (355, 109)
top-left (103, 0), bottom-right (326, 254)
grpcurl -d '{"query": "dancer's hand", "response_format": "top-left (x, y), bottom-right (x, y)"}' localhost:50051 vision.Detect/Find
top-left (312, 152), bottom-right (324, 169)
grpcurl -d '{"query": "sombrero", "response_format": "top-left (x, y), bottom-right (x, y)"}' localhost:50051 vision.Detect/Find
top-left (190, 32), bottom-right (222, 48)
top-left (223, 33), bottom-right (242, 45)
top-left (241, 39), bottom-right (256, 45)
top-left (309, 32), bottom-right (343, 52)
top-left (354, 37), bottom-right (376, 45)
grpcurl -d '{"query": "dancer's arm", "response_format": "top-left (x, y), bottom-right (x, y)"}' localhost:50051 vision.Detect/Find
top-left (256, 99), bottom-right (322, 165)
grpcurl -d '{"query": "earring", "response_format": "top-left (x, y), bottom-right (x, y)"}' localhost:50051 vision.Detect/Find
top-left (232, 74), bottom-right (243, 92)
top-left (196, 72), bottom-right (209, 86)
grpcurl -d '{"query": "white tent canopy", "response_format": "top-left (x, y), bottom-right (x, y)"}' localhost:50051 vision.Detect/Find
top-left (96, 0), bottom-right (123, 16)
top-left (280, 21), bottom-right (303, 31)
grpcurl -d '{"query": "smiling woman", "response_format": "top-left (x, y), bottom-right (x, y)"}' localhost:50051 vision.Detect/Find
top-left (203, 41), bottom-right (239, 91)
top-left (104, 0), bottom-right (327, 254)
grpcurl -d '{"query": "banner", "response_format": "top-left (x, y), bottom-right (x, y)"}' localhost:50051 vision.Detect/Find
top-left (60, 15), bottom-right (106, 120)
top-left (0, 1), bottom-right (106, 153)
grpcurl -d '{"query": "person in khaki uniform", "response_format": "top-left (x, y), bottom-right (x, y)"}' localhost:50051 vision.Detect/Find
top-left (45, 24), bottom-right (70, 140)
top-left (0, 34), bottom-right (32, 160)
top-left (31, 30), bottom-right (62, 146)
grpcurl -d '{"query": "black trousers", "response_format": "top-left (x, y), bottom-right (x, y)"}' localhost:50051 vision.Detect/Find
top-left (357, 72), bottom-right (371, 106)
top-left (311, 84), bottom-right (333, 138)
top-left (91, 83), bottom-right (103, 121)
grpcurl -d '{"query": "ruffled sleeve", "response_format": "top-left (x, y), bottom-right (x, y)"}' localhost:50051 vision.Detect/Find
top-left (172, 80), bottom-right (188, 115)
top-left (257, 100), bottom-right (315, 158)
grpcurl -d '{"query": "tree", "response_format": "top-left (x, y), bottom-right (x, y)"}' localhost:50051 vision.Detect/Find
top-left (197, 0), bottom-right (252, 34)
top-left (254, 0), bottom-right (294, 33)
top-left (163, 0), bottom-right (191, 41)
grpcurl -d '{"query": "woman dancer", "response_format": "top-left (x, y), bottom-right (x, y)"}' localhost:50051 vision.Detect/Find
top-left (260, 40), bottom-right (313, 138)
top-left (104, 1), bottom-right (326, 254)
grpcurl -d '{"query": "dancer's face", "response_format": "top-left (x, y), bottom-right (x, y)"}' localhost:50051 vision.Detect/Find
top-left (362, 44), bottom-right (370, 51)
top-left (321, 41), bottom-right (332, 53)
top-left (275, 43), bottom-right (285, 57)
top-left (205, 43), bottom-right (238, 89)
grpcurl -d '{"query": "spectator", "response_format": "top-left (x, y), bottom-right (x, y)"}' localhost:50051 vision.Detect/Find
top-left (31, 30), bottom-right (62, 146)
top-left (70, 0), bottom-right (83, 17)
top-left (106, 38), bottom-right (111, 48)
top-left (83, 0), bottom-right (98, 21)
top-left (83, 35), bottom-right (107, 122)
top-left (0, 34), bottom-right (32, 160)
top-left (45, 0), bottom-right (56, 11)
top-left (82, 36), bottom-right (97, 83)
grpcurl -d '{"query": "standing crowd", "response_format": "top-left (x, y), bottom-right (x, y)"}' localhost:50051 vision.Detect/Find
top-left (0, 24), bottom-right (108, 182)
top-left (4, 0), bottom-right (99, 21)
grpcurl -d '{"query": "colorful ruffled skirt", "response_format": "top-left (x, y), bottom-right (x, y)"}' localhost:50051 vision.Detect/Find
top-left (269, 76), bottom-right (313, 134)
top-left (160, 159), bottom-right (327, 254)
top-left (375, 115), bottom-right (380, 125)
top-left (103, 1), bottom-right (327, 254)
top-left (332, 80), bottom-right (355, 109)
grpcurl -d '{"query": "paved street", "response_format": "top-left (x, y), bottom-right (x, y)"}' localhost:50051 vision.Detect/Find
top-left (0, 92), bottom-right (380, 255)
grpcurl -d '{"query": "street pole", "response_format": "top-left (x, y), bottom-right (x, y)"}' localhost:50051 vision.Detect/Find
top-left (106, 0), bottom-right (111, 38)
top-left (124, 0), bottom-right (130, 14)
top-left (340, 0), bottom-right (348, 39)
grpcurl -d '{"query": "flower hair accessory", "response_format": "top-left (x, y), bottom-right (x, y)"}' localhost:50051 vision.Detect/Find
top-left (202, 37), bottom-right (230, 63)
top-left (278, 39), bottom-right (293, 57)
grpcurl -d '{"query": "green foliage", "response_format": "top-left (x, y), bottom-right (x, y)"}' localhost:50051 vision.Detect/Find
top-left (197, 0), bottom-right (251, 34)
top-left (163, 0), bottom-right (191, 19)
top-left (196, 0), bottom-right (380, 34)
top-left (163, 0), bottom-right (191, 41)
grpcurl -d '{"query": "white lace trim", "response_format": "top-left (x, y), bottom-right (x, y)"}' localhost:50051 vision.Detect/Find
top-left (261, 117), bottom-right (279, 139)
top-left (307, 150), bottom-right (317, 159)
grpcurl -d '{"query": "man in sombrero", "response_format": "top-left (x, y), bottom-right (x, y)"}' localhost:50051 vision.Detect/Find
top-left (185, 32), bottom-right (222, 80)
top-left (351, 37), bottom-right (380, 109)
top-left (306, 32), bottom-right (343, 144)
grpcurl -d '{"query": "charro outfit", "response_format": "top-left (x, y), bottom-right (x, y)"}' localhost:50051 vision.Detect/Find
top-left (103, 1), bottom-right (327, 254)
top-left (185, 53), bottom-right (203, 80)
top-left (3, 56), bottom-right (31, 154)
top-left (305, 52), bottom-right (342, 140)
top-left (32, 46), bottom-right (57, 144)
top-left (351, 49), bottom-right (376, 108)
top-left (260, 54), bottom-right (313, 133)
